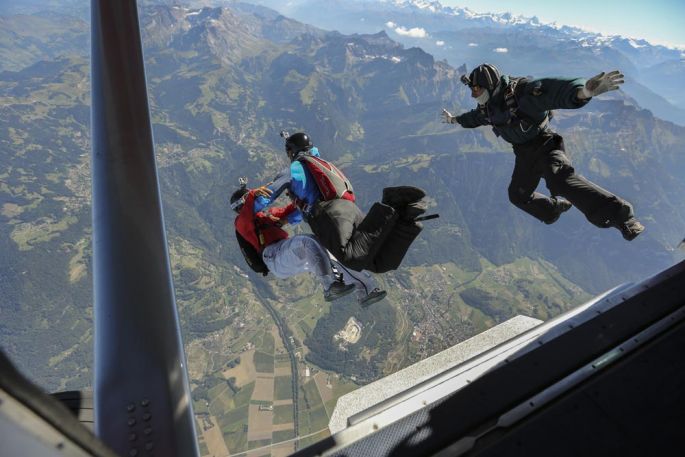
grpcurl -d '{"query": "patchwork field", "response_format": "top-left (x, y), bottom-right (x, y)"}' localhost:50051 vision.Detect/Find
top-left (252, 375), bottom-right (275, 402)
top-left (202, 419), bottom-right (230, 457)
top-left (222, 348), bottom-right (256, 387)
top-left (247, 404), bottom-right (274, 441)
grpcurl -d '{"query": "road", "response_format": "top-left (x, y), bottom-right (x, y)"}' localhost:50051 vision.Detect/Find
top-left (258, 297), bottom-right (301, 450)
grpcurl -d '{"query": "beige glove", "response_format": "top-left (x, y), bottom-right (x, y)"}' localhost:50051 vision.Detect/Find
top-left (441, 108), bottom-right (458, 124)
top-left (253, 182), bottom-right (273, 199)
top-left (579, 70), bottom-right (624, 99)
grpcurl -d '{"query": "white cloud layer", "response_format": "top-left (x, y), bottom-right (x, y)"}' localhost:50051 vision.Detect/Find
top-left (395, 26), bottom-right (428, 38)
top-left (494, 47), bottom-right (509, 53)
top-left (436, 40), bottom-right (445, 46)
top-left (468, 42), bottom-right (479, 47)
top-left (385, 19), bottom-right (427, 38)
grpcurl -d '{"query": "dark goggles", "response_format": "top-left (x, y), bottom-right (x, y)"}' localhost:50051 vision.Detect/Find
top-left (230, 194), bottom-right (247, 212)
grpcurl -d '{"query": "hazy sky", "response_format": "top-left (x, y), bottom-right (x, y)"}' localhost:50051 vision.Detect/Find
top-left (441, 0), bottom-right (685, 48)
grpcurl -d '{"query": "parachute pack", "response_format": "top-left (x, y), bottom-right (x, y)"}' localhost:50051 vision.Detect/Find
top-left (235, 230), bottom-right (269, 276)
top-left (297, 154), bottom-right (355, 202)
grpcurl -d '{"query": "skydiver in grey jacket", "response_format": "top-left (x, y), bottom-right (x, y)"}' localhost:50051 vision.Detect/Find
top-left (442, 63), bottom-right (644, 240)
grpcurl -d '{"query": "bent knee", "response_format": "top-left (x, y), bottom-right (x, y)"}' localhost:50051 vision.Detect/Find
top-left (547, 159), bottom-right (574, 178)
top-left (545, 164), bottom-right (576, 194)
top-left (508, 185), bottom-right (532, 205)
top-left (298, 234), bottom-right (324, 252)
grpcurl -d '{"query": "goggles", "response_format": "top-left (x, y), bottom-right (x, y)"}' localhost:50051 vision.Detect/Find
top-left (230, 193), bottom-right (247, 212)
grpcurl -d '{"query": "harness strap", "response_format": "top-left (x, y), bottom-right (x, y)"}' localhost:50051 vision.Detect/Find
top-left (255, 216), bottom-right (283, 247)
top-left (501, 77), bottom-right (550, 133)
top-left (504, 78), bottom-right (519, 113)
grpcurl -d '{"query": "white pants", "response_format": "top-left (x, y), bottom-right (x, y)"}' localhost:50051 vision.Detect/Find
top-left (261, 235), bottom-right (377, 297)
top-left (262, 235), bottom-right (334, 287)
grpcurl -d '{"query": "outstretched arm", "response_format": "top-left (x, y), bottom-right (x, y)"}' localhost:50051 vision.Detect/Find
top-left (441, 107), bottom-right (488, 128)
top-left (522, 71), bottom-right (623, 112)
top-left (251, 165), bottom-right (292, 212)
top-left (519, 76), bottom-right (591, 111)
top-left (443, 108), bottom-right (489, 129)
top-left (252, 167), bottom-right (292, 212)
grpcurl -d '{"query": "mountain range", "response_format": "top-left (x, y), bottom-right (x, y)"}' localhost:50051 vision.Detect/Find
top-left (239, 0), bottom-right (685, 125)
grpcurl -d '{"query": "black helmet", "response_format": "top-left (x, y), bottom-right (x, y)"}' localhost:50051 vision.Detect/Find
top-left (464, 63), bottom-right (501, 93)
top-left (285, 132), bottom-right (313, 155)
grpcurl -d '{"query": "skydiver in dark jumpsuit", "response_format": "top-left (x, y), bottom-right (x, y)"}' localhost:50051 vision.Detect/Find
top-left (442, 63), bottom-right (644, 240)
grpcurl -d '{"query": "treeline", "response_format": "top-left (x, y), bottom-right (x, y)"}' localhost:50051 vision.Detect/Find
top-left (192, 373), bottom-right (229, 404)
top-left (459, 287), bottom-right (513, 322)
top-left (304, 300), bottom-right (398, 384)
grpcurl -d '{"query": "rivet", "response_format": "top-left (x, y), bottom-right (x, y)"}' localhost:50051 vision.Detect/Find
top-left (129, 449), bottom-right (138, 456)
top-left (56, 442), bottom-right (64, 450)
top-left (129, 433), bottom-right (137, 442)
top-left (144, 427), bottom-right (152, 435)
top-left (145, 442), bottom-right (154, 451)
top-left (141, 399), bottom-right (150, 407)
top-left (128, 418), bottom-right (136, 426)
top-left (143, 412), bottom-right (152, 421)
top-left (127, 404), bottom-right (135, 412)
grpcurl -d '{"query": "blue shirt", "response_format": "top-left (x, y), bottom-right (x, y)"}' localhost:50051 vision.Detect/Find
top-left (264, 147), bottom-right (323, 221)
top-left (289, 146), bottom-right (323, 210)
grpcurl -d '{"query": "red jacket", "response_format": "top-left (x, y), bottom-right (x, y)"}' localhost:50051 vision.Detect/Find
top-left (234, 189), bottom-right (298, 253)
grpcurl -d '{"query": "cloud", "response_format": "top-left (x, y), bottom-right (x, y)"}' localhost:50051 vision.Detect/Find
top-left (385, 19), bottom-right (428, 39)
top-left (395, 26), bottom-right (428, 38)
top-left (436, 40), bottom-right (445, 46)
top-left (494, 47), bottom-right (509, 53)
top-left (468, 43), bottom-right (479, 47)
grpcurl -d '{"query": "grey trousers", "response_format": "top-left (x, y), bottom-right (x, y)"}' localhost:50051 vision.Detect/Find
top-left (262, 235), bottom-right (335, 288)
top-left (261, 235), bottom-right (377, 298)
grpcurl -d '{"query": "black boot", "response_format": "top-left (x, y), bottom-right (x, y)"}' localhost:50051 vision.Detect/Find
top-left (324, 281), bottom-right (356, 302)
top-left (545, 197), bottom-right (572, 225)
top-left (618, 218), bottom-right (645, 241)
top-left (610, 202), bottom-right (645, 241)
top-left (382, 186), bottom-right (426, 209)
top-left (400, 199), bottom-right (428, 221)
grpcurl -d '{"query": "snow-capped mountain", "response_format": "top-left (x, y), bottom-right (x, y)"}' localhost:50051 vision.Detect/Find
top-left (245, 0), bottom-right (685, 124)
